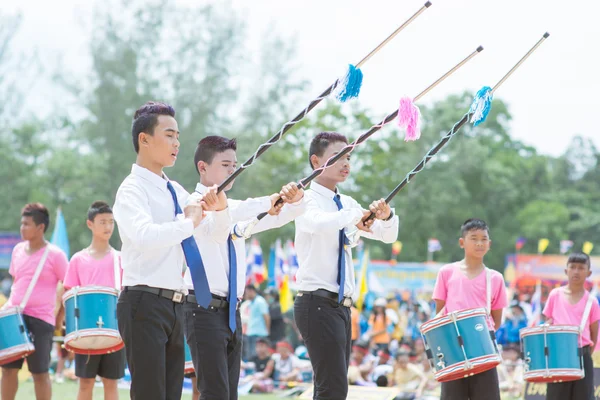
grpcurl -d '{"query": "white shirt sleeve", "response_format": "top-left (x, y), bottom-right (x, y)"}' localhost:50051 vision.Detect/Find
top-left (229, 197), bottom-right (272, 223)
top-left (113, 183), bottom-right (194, 249)
top-left (186, 191), bottom-right (233, 243)
top-left (345, 198), bottom-right (399, 244)
top-left (251, 198), bottom-right (307, 235)
top-left (295, 195), bottom-right (363, 235)
top-left (196, 209), bottom-right (232, 244)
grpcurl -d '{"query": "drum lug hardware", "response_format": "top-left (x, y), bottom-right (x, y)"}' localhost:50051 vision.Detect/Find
top-left (436, 352), bottom-right (445, 369)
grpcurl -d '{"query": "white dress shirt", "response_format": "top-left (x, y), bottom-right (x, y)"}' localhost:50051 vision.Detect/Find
top-left (183, 182), bottom-right (306, 299)
top-left (294, 181), bottom-right (399, 298)
top-left (113, 164), bottom-right (230, 291)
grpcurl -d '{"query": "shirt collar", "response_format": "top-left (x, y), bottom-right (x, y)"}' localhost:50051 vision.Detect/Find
top-left (131, 164), bottom-right (169, 193)
top-left (310, 181), bottom-right (340, 199)
top-left (194, 182), bottom-right (208, 194)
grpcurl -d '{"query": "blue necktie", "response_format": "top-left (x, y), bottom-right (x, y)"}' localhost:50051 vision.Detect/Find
top-left (333, 194), bottom-right (349, 303)
top-left (227, 236), bottom-right (237, 333)
top-left (166, 182), bottom-right (212, 308)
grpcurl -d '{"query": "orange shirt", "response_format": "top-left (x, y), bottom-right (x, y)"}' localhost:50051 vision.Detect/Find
top-left (351, 307), bottom-right (360, 340)
top-left (369, 314), bottom-right (391, 344)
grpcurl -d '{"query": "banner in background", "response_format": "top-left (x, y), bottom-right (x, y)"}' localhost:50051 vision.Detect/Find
top-left (506, 253), bottom-right (600, 284)
top-left (0, 232), bottom-right (21, 270)
top-left (353, 261), bottom-right (443, 293)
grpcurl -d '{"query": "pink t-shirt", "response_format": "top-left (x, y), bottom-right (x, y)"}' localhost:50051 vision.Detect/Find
top-left (63, 249), bottom-right (122, 290)
top-left (432, 262), bottom-right (508, 329)
top-left (7, 242), bottom-right (68, 326)
top-left (543, 287), bottom-right (600, 347)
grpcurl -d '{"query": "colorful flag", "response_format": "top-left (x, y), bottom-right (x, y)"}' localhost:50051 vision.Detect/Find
top-left (515, 237), bottom-right (527, 251)
top-left (275, 239), bottom-right (288, 288)
top-left (267, 244), bottom-right (276, 288)
top-left (285, 240), bottom-right (298, 282)
top-left (246, 238), bottom-right (265, 284)
top-left (583, 241), bottom-right (594, 255)
top-left (279, 275), bottom-right (293, 313)
top-left (560, 240), bottom-right (574, 254)
top-left (529, 280), bottom-right (542, 327)
top-left (427, 238), bottom-right (442, 253)
top-left (51, 208), bottom-right (70, 258)
top-left (356, 248), bottom-right (370, 311)
top-left (537, 238), bottom-right (550, 254)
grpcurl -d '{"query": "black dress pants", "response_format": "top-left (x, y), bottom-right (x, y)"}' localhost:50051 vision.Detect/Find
top-left (294, 292), bottom-right (351, 400)
top-left (117, 289), bottom-right (184, 400)
top-left (183, 301), bottom-right (242, 400)
top-left (440, 367), bottom-right (501, 400)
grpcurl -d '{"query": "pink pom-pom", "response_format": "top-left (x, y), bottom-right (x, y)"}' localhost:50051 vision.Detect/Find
top-left (398, 97), bottom-right (421, 141)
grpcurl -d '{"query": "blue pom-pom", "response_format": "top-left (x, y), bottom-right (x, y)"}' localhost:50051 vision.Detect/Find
top-left (336, 64), bottom-right (363, 102)
top-left (469, 86), bottom-right (493, 126)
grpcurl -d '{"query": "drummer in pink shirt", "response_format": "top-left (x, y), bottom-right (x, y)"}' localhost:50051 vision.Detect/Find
top-left (543, 252), bottom-right (600, 400)
top-left (62, 201), bottom-right (125, 400)
top-left (432, 218), bottom-right (507, 400)
top-left (1, 203), bottom-right (68, 400)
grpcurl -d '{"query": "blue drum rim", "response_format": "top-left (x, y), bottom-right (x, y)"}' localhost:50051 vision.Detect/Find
top-left (0, 306), bottom-right (24, 318)
top-left (421, 308), bottom-right (488, 334)
top-left (434, 354), bottom-right (502, 381)
top-left (520, 325), bottom-right (580, 338)
top-left (62, 286), bottom-right (119, 304)
top-left (65, 328), bottom-right (122, 344)
top-left (524, 369), bottom-right (584, 381)
top-left (0, 343), bottom-right (35, 361)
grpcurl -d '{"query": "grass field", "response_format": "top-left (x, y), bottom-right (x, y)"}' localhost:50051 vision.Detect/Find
top-left (13, 379), bottom-right (278, 400)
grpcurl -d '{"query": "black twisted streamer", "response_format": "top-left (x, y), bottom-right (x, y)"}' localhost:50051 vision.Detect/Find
top-left (218, 81), bottom-right (340, 192)
top-left (363, 111), bottom-right (473, 222)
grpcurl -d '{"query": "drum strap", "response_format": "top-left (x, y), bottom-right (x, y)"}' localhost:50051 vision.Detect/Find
top-left (485, 267), bottom-right (492, 316)
top-left (580, 290), bottom-right (594, 335)
top-left (112, 249), bottom-right (121, 290)
top-left (20, 244), bottom-right (51, 310)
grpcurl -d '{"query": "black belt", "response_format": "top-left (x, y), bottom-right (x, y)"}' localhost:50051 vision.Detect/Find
top-left (185, 291), bottom-right (239, 310)
top-left (123, 285), bottom-right (185, 303)
top-left (297, 289), bottom-right (353, 307)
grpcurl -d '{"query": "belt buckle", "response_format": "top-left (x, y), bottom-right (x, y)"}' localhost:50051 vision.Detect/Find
top-left (172, 292), bottom-right (184, 303)
top-left (342, 298), bottom-right (352, 307)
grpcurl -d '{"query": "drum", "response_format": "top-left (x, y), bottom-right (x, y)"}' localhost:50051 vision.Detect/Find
top-left (63, 286), bottom-right (123, 355)
top-left (0, 307), bottom-right (35, 365)
top-left (184, 341), bottom-right (194, 375)
top-left (520, 325), bottom-right (583, 383)
top-left (420, 308), bottom-right (501, 382)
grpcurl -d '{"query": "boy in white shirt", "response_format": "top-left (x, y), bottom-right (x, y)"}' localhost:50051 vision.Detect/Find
top-left (113, 102), bottom-right (229, 399)
top-left (183, 135), bottom-right (305, 399)
top-left (294, 131), bottom-right (399, 399)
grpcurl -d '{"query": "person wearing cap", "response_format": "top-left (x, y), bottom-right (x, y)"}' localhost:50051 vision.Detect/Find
top-left (497, 344), bottom-right (525, 399)
top-left (240, 337), bottom-right (275, 393)
top-left (392, 351), bottom-right (427, 399)
top-left (347, 341), bottom-right (375, 386)
top-left (370, 348), bottom-right (393, 384)
top-left (272, 341), bottom-right (302, 386)
top-left (496, 300), bottom-right (528, 345)
top-left (368, 298), bottom-right (393, 353)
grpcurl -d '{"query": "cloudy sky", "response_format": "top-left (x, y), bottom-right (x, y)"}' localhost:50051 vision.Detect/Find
top-left (7, 0), bottom-right (599, 156)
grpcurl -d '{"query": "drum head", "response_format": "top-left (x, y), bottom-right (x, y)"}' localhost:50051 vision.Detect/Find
top-left (65, 329), bottom-right (124, 355)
